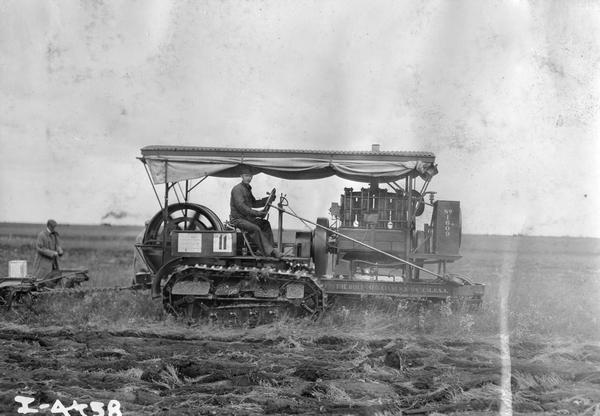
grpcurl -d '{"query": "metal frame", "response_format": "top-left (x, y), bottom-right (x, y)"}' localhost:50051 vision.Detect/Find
top-left (138, 148), bottom-right (457, 284)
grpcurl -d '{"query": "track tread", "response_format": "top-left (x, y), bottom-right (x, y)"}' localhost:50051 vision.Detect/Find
top-left (162, 262), bottom-right (326, 322)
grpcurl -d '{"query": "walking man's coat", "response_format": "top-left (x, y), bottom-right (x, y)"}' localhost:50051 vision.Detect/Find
top-left (33, 220), bottom-right (63, 279)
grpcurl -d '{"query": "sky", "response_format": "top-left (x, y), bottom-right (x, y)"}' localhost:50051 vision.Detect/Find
top-left (1, 0), bottom-right (599, 237)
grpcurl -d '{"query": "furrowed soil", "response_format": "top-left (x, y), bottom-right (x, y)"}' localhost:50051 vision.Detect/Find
top-left (1, 322), bottom-right (600, 415)
top-left (1, 223), bottom-right (600, 415)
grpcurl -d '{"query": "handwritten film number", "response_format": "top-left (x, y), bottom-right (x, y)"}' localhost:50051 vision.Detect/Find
top-left (15, 395), bottom-right (122, 416)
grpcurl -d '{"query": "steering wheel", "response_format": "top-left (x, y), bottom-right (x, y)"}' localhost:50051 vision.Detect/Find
top-left (261, 188), bottom-right (277, 215)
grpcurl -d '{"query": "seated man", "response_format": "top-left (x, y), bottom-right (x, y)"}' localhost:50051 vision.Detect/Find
top-left (230, 167), bottom-right (281, 258)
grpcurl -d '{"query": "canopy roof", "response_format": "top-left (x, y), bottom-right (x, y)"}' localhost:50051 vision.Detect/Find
top-left (140, 145), bottom-right (437, 184)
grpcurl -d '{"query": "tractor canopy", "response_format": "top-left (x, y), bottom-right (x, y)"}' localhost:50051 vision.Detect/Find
top-left (140, 146), bottom-right (438, 184)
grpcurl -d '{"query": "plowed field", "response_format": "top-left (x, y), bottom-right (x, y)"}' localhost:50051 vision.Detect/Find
top-left (1, 224), bottom-right (599, 415)
top-left (1, 322), bottom-right (600, 415)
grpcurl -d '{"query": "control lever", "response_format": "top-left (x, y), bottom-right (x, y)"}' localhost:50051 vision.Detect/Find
top-left (261, 188), bottom-right (277, 218)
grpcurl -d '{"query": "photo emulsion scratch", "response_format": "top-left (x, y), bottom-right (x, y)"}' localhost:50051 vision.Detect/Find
top-left (499, 242), bottom-right (515, 416)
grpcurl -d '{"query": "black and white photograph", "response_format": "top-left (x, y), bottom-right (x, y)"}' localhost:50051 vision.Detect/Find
top-left (1, 1), bottom-right (599, 415)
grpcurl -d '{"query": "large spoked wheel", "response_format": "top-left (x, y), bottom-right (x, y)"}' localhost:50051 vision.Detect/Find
top-left (143, 203), bottom-right (224, 244)
top-left (142, 203), bottom-right (224, 273)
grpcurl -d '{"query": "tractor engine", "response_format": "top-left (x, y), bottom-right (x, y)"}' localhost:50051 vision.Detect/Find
top-left (327, 184), bottom-right (462, 280)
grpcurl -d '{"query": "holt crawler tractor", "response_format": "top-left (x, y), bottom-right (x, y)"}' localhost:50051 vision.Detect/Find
top-left (135, 145), bottom-right (484, 322)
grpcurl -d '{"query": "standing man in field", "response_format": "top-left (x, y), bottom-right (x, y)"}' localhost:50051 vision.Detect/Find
top-left (230, 167), bottom-right (281, 258)
top-left (132, 220), bottom-right (151, 288)
top-left (33, 219), bottom-right (63, 280)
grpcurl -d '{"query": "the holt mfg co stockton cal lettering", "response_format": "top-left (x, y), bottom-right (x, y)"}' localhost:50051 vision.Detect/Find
top-left (327, 281), bottom-right (449, 295)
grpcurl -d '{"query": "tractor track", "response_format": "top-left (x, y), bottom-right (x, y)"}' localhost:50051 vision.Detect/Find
top-left (161, 262), bottom-right (326, 323)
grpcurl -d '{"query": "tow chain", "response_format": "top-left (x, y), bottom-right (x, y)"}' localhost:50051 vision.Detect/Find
top-left (33, 285), bottom-right (136, 298)
top-left (1, 283), bottom-right (144, 312)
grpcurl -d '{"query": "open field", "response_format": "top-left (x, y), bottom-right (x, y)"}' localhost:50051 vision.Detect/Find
top-left (1, 223), bottom-right (599, 415)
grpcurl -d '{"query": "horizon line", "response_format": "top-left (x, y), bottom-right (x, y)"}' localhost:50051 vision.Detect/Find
top-left (1, 221), bottom-right (598, 240)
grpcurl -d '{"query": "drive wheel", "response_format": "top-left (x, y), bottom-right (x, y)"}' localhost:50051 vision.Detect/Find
top-left (142, 203), bottom-right (224, 272)
top-left (144, 203), bottom-right (223, 244)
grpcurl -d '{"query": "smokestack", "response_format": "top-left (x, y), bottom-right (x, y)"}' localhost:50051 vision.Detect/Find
top-left (371, 144), bottom-right (380, 152)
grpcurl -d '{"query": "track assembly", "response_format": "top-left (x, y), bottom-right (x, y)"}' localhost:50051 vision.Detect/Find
top-left (161, 262), bottom-right (326, 324)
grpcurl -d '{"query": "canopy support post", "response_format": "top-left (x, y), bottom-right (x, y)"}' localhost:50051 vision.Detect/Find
top-left (171, 185), bottom-right (181, 204)
top-left (387, 181), bottom-right (404, 195)
top-left (143, 163), bottom-right (163, 211)
top-left (162, 161), bottom-right (169, 263)
top-left (188, 176), bottom-right (207, 193)
top-left (277, 198), bottom-right (284, 252)
top-left (420, 177), bottom-right (431, 195)
top-left (405, 176), bottom-right (413, 280)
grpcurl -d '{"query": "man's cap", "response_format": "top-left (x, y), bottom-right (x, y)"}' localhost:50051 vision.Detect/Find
top-left (47, 219), bottom-right (58, 227)
top-left (239, 165), bottom-right (253, 175)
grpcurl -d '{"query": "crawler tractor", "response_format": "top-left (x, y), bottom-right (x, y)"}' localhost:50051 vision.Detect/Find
top-left (136, 145), bottom-right (484, 321)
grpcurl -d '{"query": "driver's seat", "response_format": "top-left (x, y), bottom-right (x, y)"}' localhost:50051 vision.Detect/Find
top-left (223, 221), bottom-right (260, 256)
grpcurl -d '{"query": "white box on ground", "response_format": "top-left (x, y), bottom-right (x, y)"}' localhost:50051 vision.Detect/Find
top-left (9, 260), bottom-right (27, 278)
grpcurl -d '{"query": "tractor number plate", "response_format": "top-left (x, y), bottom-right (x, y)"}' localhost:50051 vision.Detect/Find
top-left (286, 283), bottom-right (304, 299)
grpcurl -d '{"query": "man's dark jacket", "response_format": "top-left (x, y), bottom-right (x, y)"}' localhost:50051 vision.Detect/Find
top-left (230, 182), bottom-right (267, 221)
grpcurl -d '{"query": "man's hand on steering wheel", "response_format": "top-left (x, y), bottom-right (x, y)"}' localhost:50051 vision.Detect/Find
top-left (256, 188), bottom-right (276, 219)
top-left (261, 188), bottom-right (277, 215)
